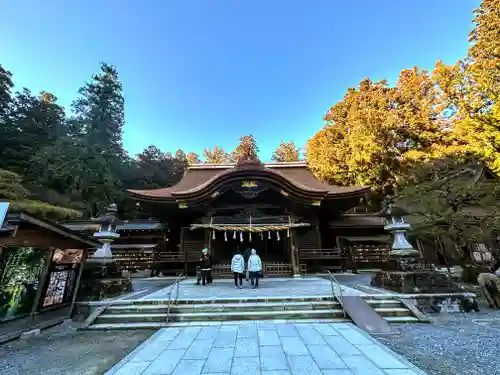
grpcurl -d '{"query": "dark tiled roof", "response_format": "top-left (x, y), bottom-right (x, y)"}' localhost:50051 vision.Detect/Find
top-left (128, 162), bottom-right (369, 199)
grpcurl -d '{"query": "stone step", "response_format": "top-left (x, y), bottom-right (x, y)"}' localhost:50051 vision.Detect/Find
top-left (87, 318), bottom-right (352, 330)
top-left (106, 301), bottom-right (343, 314)
top-left (95, 309), bottom-right (346, 324)
top-left (122, 295), bottom-right (336, 305)
top-left (373, 307), bottom-right (412, 317)
top-left (383, 316), bottom-right (421, 323)
top-left (364, 299), bottom-right (403, 309)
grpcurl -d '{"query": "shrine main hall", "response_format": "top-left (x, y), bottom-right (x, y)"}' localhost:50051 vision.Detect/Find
top-left (101, 158), bottom-right (390, 277)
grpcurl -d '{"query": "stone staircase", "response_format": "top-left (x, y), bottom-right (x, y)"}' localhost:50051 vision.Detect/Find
top-left (87, 295), bottom-right (421, 330)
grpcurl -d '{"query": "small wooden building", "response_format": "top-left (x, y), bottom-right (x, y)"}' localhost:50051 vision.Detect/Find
top-left (0, 211), bottom-right (98, 342)
top-left (63, 220), bottom-right (167, 273)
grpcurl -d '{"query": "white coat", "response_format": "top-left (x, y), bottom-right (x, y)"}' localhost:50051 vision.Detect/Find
top-left (231, 254), bottom-right (245, 273)
top-left (248, 253), bottom-right (262, 272)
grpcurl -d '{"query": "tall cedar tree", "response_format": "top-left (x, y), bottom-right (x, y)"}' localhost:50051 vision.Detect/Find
top-left (203, 146), bottom-right (230, 163)
top-left (0, 65), bottom-right (14, 171)
top-left (1, 89), bottom-right (66, 174)
top-left (272, 141), bottom-right (301, 162)
top-left (30, 63), bottom-right (127, 217)
top-left (231, 135), bottom-right (259, 163)
top-left (0, 64), bottom-right (13, 118)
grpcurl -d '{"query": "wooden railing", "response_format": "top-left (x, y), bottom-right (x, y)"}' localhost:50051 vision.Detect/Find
top-left (299, 248), bottom-right (345, 260)
top-left (155, 251), bottom-right (184, 262)
top-left (351, 244), bottom-right (390, 268)
top-left (211, 263), bottom-right (232, 277)
top-left (265, 262), bottom-right (292, 276)
top-left (210, 262), bottom-right (308, 277)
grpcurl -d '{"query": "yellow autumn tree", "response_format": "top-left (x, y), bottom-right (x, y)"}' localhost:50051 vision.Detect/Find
top-left (272, 141), bottom-right (301, 162)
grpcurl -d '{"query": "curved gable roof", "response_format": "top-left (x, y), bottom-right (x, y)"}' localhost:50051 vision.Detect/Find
top-left (128, 161), bottom-right (369, 201)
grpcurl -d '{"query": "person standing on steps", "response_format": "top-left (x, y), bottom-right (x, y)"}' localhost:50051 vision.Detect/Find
top-left (199, 248), bottom-right (212, 287)
top-left (231, 249), bottom-right (245, 289)
top-left (248, 248), bottom-right (262, 289)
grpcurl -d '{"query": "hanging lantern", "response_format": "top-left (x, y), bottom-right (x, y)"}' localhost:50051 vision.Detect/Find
top-left (260, 232), bottom-right (263, 240)
top-left (276, 231), bottom-right (280, 241)
top-left (212, 230), bottom-right (216, 240)
top-left (249, 231), bottom-right (252, 242)
top-left (224, 231), bottom-right (228, 242)
top-left (287, 228), bottom-right (290, 238)
top-left (233, 230), bottom-right (236, 240)
top-left (268, 231), bottom-right (271, 240)
top-left (239, 231), bottom-right (243, 242)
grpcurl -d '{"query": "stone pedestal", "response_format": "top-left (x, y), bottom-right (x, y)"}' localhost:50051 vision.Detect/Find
top-left (77, 203), bottom-right (133, 301)
top-left (371, 270), bottom-right (461, 293)
top-left (77, 277), bottom-right (132, 301)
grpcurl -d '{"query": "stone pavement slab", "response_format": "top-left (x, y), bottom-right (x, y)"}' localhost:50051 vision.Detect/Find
top-left (105, 321), bottom-right (427, 375)
top-left (141, 277), bottom-right (365, 301)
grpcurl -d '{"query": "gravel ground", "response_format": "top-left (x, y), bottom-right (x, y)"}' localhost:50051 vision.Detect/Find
top-left (375, 310), bottom-right (500, 375)
top-left (0, 326), bottom-right (154, 375)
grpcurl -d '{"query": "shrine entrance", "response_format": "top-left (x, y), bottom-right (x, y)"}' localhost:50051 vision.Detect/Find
top-left (207, 228), bottom-right (291, 264)
top-left (190, 212), bottom-right (309, 277)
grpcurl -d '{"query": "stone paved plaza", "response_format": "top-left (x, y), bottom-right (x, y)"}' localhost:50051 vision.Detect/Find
top-left (105, 321), bottom-right (426, 375)
top-left (141, 277), bottom-right (366, 301)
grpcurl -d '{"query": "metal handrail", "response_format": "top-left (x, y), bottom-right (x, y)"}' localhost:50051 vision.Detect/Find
top-left (165, 273), bottom-right (183, 324)
top-left (327, 270), bottom-right (347, 318)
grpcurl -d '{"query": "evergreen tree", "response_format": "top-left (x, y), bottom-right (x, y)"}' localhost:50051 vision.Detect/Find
top-left (1, 89), bottom-right (66, 174)
top-left (0, 64), bottom-right (13, 119)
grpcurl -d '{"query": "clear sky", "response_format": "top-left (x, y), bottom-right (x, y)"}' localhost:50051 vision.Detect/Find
top-left (0, 0), bottom-right (479, 161)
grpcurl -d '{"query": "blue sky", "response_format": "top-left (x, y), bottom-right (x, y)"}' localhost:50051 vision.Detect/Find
top-left (1, 1), bottom-right (479, 161)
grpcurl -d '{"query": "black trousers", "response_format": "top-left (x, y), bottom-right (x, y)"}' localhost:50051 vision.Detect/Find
top-left (233, 272), bottom-right (243, 286)
top-left (249, 271), bottom-right (260, 288)
top-left (201, 269), bottom-right (210, 286)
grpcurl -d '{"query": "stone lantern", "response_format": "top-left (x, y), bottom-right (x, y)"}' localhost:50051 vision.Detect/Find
top-left (88, 203), bottom-right (121, 276)
top-left (379, 201), bottom-right (419, 257)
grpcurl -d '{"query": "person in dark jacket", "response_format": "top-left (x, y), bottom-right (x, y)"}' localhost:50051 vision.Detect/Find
top-left (199, 248), bottom-right (212, 287)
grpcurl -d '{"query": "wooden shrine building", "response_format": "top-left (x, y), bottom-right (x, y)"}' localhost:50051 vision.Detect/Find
top-left (126, 159), bottom-right (391, 277)
top-left (0, 211), bottom-right (99, 342)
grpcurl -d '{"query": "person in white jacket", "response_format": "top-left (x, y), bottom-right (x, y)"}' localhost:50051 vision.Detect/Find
top-left (231, 249), bottom-right (245, 289)
top-left (247, 249), bottom-right (262, 289)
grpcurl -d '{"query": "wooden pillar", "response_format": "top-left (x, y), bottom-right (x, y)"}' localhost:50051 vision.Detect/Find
top-left (207, 229), bottom-right (213, 257)
top-left (294, 233), bottom-right (301, 275)
top-left (31, 248), bottom-right (54, 320)
top-left (290, 230), bottom-right (300, 277)
top-left (68, 248), bottom-right (89, 317)
top-left (315, 223), bottom-right (322, 249)
top-left (181, 227), bottom-right (187, 276)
